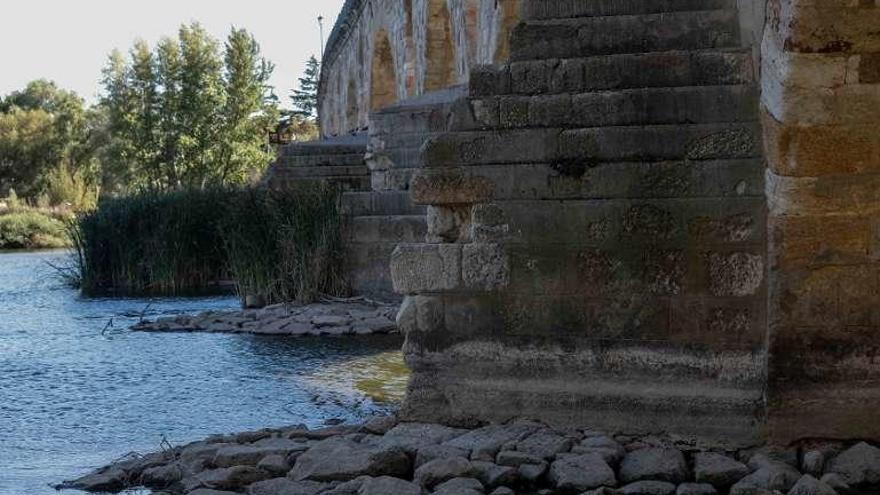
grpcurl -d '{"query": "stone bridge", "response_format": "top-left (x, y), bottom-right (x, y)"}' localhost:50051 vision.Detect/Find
top-left (267, 0), bottom-right (880, 448)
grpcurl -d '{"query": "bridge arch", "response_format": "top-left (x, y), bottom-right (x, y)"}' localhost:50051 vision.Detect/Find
top-left (424, 0), bottom-right (456, 92)
top-left (370, 29), bottom-right (398, 111)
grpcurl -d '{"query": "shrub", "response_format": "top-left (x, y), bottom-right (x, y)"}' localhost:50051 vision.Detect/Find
top-left (0, 211), bottom-right (69, 249)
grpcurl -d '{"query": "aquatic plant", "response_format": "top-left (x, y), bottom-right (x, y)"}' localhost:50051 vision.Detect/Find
top-left (68, 185), bottom-right (348, 303)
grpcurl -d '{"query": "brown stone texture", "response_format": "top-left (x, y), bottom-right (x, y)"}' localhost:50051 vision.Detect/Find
top-left (763, 0), bottom-right (880, 443)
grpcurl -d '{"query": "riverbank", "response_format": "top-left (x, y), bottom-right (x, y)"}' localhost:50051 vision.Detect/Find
top-left (58, 415), bottom-right (879, 495)
top-left (131, 300), bottom-right (399, 337)
top-left (0, 207), bottom-right (70, 250)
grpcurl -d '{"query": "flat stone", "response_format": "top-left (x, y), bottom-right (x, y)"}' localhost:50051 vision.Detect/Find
top-left (289, 436), bottom-right (411, 482)
top-left (621, 481), bottom-right (677, 495)
top-left (195, 466), bottom-right (270, 491)
top-left (620, 448), bottom-right (689, 484)
top-left (826, 442), bottom-right (880, 486)
top-left (489, 487), bottom-right (514, 495)
top-left (787, 475), bottom-right (838, 495)
top-left (471, 461), bottom-right (518, 488)
top-left (140, 463), bottom-right (184, 488)
top-left (361, 416), bottom-right (398, 435)
top-left (214, 444), bottom-right (298, 467)
top-left (358, 475), bottom-right (422, 495)
top-left (548, 453), bottom-right (617, 492)
top-left (676, 483), bottom-right (718, 495)
top-left (433, 477), bottom-right (484, 495)
top-left (516, 430), bottom-right (573, 459)
top-left (444, 422), bottom-right (542, 461)
top-left (518, 461), bottom-right (548, 483)
top-left (257, 454), bottom-right (291, 477)
top-left (414, 456), bottom-right (477, 489)
top-left (496, 450), bottom-right (544, 467)
top-left (573, 436), bottom-right (627, 465)
top-left (416, 444), bottom-right (471, 467)
top-left (694, 452), bottom-right (750, 487)
top-left (246, 478), bottom-right (332, 495)
top-left (729, 462), bottom-right (802, 495)
top-left (819, 473), bottom-right (848, 492)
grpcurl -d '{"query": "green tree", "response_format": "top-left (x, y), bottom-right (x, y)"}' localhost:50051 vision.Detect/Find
top-left (290, 55), bottom-right (319, 119)
top-left (218, 28), bottom-right (279, 184)
top-left (0, 80), bottom-right (98, 201)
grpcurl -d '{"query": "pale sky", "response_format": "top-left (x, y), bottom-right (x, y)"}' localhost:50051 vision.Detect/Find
top-left (0, 0), bottom-right (347, 106)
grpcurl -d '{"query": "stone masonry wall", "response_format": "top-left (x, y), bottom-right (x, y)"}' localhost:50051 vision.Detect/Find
top-left (392, 0), bottom-right (771, 447)
top-left (763, 0), bottom-right (880, 444)
top-left (318, 0), bottom-right (520, 137)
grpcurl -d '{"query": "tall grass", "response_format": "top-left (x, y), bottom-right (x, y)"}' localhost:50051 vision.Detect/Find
top-left (69, 185), bottom-right (349, 304)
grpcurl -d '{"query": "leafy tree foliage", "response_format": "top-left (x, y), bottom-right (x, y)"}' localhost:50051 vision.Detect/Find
top-left (290, 55), bottom-right (320, 119)
top-left (101, 23), bottom-right (279, 191)
top-left (0, 80), bottom-right (101, 202)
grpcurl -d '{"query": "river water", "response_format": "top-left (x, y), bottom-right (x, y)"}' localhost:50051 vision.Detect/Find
top-left (0, 250), bottom-right (408, 495)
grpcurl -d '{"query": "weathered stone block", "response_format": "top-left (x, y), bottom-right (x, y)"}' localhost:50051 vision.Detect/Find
top-left (411, 173), bottom-right (493, 205)
top-left (462, 244), bottom-right (510, 291)
top-left (391, 244), bottom-right (462, 295)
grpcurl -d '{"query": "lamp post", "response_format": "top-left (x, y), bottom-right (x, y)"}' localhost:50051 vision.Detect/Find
top-left (318, 16), bottom-right (325, 61)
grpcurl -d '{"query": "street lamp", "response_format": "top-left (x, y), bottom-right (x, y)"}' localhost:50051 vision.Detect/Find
top-left (318, 16), bottom-right (325, 61)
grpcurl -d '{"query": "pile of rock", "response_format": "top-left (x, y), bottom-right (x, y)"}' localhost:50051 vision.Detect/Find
top-left (131, 301), bottom-right (398, 337)
top-left (58, 417), bottom-right (880, 495)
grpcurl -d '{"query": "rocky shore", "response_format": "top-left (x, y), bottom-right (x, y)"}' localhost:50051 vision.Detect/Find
top-left (131, 300), bottom-right (398, 337)
top-left (58, 416), bottom-right (879, 495)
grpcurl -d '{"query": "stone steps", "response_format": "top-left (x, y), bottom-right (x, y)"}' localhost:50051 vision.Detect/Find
top-left (472, 85), bottom-right (759, 130)
top-left (510, 9), bottom-right (741, 61)
top-left (342, 191), bottom-right (426, 217)
top-left (348, 215), bottom-right (427, 244)
top-left (270, 164), bottom-right (368, 178)
top-left (472, 49), bottom-right (754, 97)
top-left (267, 176), bottom-right (372, 192)
top-left (420, 158), bottom-right (765, 204)
top-left (422, 123), bottom-right (762, 167)
top-left (524, 0), bottom-right (737, 20)
top-left (275, 153), bottom-right (365, 168)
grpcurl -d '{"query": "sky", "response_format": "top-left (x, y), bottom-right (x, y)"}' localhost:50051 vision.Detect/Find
top-left (0, 0), bottom-right (347, 106)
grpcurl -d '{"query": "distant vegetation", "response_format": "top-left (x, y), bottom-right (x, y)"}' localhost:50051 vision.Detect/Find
top-left (67, 185), bottom-right (348, 304)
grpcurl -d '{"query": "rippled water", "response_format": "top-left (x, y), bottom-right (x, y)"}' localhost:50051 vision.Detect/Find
top-left (0, 250), bottom-right (407, 495)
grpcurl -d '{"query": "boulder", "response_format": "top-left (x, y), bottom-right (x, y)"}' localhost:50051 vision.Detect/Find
top-left (819, 473), bottom-right (849, 492)
top-left (787, 475), bottom-right (838, 495)
top-left (496, 450), bottom-right (545, 467)
top-left (729, 462), bottom-right (801, 495)
top-left (620, 481), bottom-right (676, 495)
top-left (140, 463), bottom-right (184, 488)
top-left (694, 452), bottom-right (750, 487)
top-left (214, 441), bottom-right (306, 467)
top-left (194, 466), bottom-right (270, 491)
top-left (744, 447), bottom-right (798, 469)
top-left (676, 483), bottom-right (718, 495)
top-left (289, 437), bottom-right (411, 482)
top-left (472, 461), bottom-right (518, 488)
top-left (489, 487), bottom-right (514, 495)
top-left (548, 453), bottom-right (617, 493)
top-left (189, 490), bottom-right (241, 495)
top-left (433, 477), bottom-right (484, 495)
top-left (247, 478), bottom-right (332, 495)
top-left (518, 461), bottom-right (548, 484)
top-left (414, 456), bottom-right (477, 489)
top-left (573, 436), bottom-right (627, 465)
top-left (359, 475), bottom-right (423, 495)
top-left (516, 430), bottom-right (573, 459)
top-left (257, 454), bottom-right (291, 476)
top-left (361, 416), bottom-right (398, 435)
top-left (416, 444), bottom-right (471, 467)
top-left (620, 448), bottom-right (689, 484)
top-left (802, 450), bottom-right (826, 477)
top-left (57, 468), bottom-right (129, 492)
top-left (826, 442), bottom-right (880, 486)
top-left (444, 422), bottom-right (542, 461)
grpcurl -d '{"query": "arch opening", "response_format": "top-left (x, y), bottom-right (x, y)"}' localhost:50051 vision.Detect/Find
top-left (425, 0), bottom-right (456, 92)
top-left (370, 30), bottom-right (398, 111)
